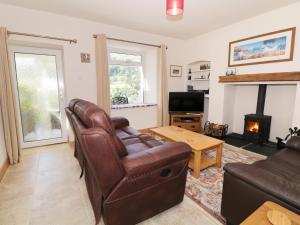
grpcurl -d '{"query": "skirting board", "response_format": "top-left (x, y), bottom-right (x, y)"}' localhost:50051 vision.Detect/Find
top-left (0, 159), bottom-right (9, 182)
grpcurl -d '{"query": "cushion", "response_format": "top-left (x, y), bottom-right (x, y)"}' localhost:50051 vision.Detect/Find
top-left (224, 162), bottom-right (300, 209)
top-left (116, 130), bottom-right (133, 139)
top-left (73, 100), bottom-right (114, 134)
top-left (70, 99), bottom-right (128, 158)
top-left (119, 133), bottom-right (162, 155)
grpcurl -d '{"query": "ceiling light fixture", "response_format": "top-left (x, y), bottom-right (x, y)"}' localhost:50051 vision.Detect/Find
top-left (166, 0), bottom-right (184, 16)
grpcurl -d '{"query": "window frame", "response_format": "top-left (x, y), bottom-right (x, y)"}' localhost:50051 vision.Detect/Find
top-left (108, 48), bottom-right (145, 106)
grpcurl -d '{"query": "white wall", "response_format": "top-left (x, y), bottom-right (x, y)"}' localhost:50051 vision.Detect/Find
top-left (0, 3), bottom-right (186, 132)
top-left (0, 110), bottom-right (7, 167)
top-left (264, 85), bottom-right (297, 141)
top-left (184, 2), bottom-right (300, 141)
top-left (111, 106), bottom-right (158, 130)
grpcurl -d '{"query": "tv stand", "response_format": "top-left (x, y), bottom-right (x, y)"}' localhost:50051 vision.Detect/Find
top-left (169, 113), bottom-right (203, 133)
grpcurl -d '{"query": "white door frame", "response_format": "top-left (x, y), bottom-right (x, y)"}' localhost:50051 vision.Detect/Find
top-left (9, 45), bottom-right (68, 148)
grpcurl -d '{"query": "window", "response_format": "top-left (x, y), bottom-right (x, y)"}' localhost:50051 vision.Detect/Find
top-left (109, 50), bottom-right (144, 105)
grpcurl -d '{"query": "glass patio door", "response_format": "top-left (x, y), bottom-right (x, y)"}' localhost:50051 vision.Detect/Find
top-left (9, 45), bottom-right (67, 148)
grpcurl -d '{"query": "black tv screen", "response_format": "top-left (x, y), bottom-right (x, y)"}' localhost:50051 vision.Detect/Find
top-left (169, 92), bottom-right (204, 113)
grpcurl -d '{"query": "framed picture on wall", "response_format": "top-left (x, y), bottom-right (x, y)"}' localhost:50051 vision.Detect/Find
top-left (228, 27), bottom-right (296, 67)
top-left (170, 65), bottom-right (182, 77)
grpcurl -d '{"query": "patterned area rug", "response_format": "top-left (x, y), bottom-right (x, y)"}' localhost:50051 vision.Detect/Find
top-left (185, 147), bottom-right (265, 223)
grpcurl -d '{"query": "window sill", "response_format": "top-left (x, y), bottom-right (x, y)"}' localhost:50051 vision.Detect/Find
top-left (111, 103), bottom-right (157, 110)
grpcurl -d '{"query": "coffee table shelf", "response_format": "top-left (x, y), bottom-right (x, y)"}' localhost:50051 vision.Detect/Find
top-left (189, 153), bottom-right (216, 171)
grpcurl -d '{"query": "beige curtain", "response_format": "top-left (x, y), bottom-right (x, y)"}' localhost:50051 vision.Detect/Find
top-left (95, 34), bottom-right (111, 115)
top-left (0, 27), bottom-right (21, 164)
top-left (157, 44), bottom-right (169, 126)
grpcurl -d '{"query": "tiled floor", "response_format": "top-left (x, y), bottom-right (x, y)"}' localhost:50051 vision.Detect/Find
top-left (0, 144), bottom-right (222, 225)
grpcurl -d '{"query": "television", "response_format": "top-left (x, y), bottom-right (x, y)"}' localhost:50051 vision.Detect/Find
top-left (169, 92), bottom-right (204, 113)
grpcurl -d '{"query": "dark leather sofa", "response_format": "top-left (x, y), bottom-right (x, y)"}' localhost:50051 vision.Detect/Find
top-left (65, 99), bottom-right (191, 225)
top-left (221, 136), bottom-right (300, 225)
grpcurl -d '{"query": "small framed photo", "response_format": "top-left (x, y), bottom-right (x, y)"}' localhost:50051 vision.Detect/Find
top-left (170, 65), bottom-right (182, 77)
top-left (81, 53), bottom-right (91, 63)
top-left (226, 67), bottom-right (237, 76)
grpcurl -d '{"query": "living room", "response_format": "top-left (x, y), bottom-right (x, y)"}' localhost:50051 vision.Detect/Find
top-left (0, 1), bottom-right (300, 225)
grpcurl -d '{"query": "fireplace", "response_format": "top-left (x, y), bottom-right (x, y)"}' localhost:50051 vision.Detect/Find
top-left (245, 120), bottom-right (259, 133)
top-left (243, 84), bottom-right (272, 144)
top-left (244, 114), bottom-right (271, 144)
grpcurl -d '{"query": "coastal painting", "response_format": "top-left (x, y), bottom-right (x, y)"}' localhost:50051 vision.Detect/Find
top-left (228, 27), bottom-right (295, 67)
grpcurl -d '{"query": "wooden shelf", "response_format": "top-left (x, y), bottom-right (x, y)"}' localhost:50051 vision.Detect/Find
top-left (170, 113), bottom-right (203, 133)
top-left (191, 69), bottom-right (211, 73)
top-left (219, 72), bottom-right (300, 83)
top-left (188, 79), bottom-right (209, 81)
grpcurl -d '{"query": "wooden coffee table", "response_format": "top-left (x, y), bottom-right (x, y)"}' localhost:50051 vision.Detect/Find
top-left (150, 126), bottom-right (224, 178)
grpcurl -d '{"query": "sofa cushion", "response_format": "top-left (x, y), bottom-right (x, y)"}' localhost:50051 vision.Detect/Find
top-left (253, 157), bottom-right (300, 183)
top-left (116, 130), bottom-right (134, 139)
top-left (115, 125), bottom-right (162, 154)
top-left (115, 127), bottom-right (141, 138)
top-left (224, 162), bottom-right (300, 210)
top-left (120, 133), bottom-right (163, 155)
top-left (126, 142), bottom-right (151, 154)
top-left (71, 99), bottom-right (128, 158)
top-left (138, 134), bottom-right (162, 147)
top-left (121, 127), bottom-right (141, 136)
top-left (111, 116), bottom-right (130, 129)
top-left (263, 148), bottom-right (300, 171)
top-left (73, 100), bottom-right (114, 133)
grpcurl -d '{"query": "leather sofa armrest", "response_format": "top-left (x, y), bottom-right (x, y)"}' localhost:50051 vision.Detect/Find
top-left (224, 163), bottom-right (300, 209)
top-left (286, 136), bottom-right (300, 151)
top-left (111, 116), bottom-right (130, 129)
top-left (122, 142), bottom-right (191, 176)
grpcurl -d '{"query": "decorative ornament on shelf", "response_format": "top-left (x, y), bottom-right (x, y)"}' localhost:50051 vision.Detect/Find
top-left (188, 68), bottom-right (192, 80)
top-left (226, 67), bottom-right (237, 76)
top-left (166, 0), bottom-right (184, 16)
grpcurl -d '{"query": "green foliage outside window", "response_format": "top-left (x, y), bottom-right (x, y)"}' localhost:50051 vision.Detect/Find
top-left (109, 52), bottom-right (143, 105)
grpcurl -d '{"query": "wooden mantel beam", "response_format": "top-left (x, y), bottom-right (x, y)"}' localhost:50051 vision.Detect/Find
top-left (219, 72), bottom-right (300, 83)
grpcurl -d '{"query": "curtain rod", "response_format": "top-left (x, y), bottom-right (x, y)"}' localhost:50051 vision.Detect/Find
top-left (93, 35), bottom-right (168, 49)
top-left (8, 31), bottom-right (77, 44)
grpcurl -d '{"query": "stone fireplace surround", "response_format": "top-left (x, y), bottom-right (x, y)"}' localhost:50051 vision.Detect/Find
top-left (219, 72), bottom-right (300, 142)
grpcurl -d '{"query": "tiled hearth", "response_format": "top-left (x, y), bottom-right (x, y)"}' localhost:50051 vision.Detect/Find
top-left (222, 133), bottom-right (278, 156)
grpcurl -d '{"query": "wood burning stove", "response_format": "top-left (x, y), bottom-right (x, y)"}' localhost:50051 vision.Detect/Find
top-left (243, 84), bottom-right (272, 144)
top-left (244, 114), bottom-right (271, 144)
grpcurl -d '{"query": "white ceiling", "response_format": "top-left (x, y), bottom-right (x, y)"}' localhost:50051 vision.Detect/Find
top-left (1, 0), bottom-right (299, 39)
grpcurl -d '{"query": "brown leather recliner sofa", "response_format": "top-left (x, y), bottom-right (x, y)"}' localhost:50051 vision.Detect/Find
top-left (65, 99), bottom-right (192, 225)
top-left (221, 136), bottom-right (300, 225)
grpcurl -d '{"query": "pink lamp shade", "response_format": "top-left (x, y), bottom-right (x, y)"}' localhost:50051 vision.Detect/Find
top-left (166, 0), bottom-right (184, 16)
